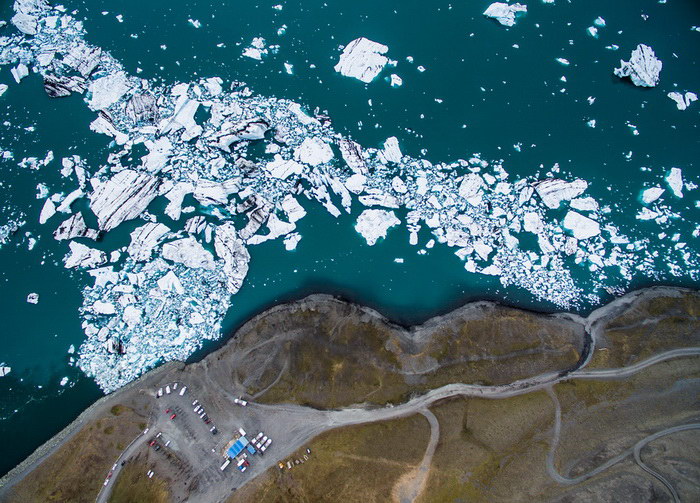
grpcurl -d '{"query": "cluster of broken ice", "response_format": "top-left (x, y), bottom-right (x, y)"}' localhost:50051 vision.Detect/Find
top-left (614, 44), bottom-right (662, 87)
top-left (2, 0), bottom-right (695, 391)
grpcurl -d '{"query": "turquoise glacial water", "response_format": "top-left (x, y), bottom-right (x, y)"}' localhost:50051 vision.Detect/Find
top-left (0, 0), bottom-right (699, 476)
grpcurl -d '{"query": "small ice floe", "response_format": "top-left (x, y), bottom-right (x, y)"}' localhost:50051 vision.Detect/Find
top-left (390, 74), bottom-right (403, 87)
top-left (563, 210), bottom-right (600, 240)
top-left (614, 44), bottom-right (662, 87)
top-left (63, 241), bottom-right (107, 269)
top-left (39, 199), bottom-right (56, 224)
top-left (242, 37), bottom-right (267, 60)
top-left (355, 209), bottom-right (400, 246)
top-left (381, 137), bottom-right (403, 163)
top-left (534, 178), bottom-right (588, 209)
top-left (556, 58), bottom-right (570, 66)
top-left (665, 167), bottom-right (684, 198)
top-left (283, 232), bottom-right (301, 251)
top-left (284, 62), bottom-right (294, 75)
top-left (394, 258), bottom-right (404, 263)
top-left (586, 119), bottom-right (596, 128)
top-left (334, 37), bottom-right (389, 83)
top-left (0, 366), bottom-right (10, 377)
top-left (293, 137), bottom-right (334, 166)
top-left (667, 91), bottom-right (697, 110)
top-left (87, 72), bottom-right (131, 111)
top-left (483, 2), bottom-right (527, 27)
top-left (11, 63), bottom-right (29, 83)
top-left (188, 18), bottom-right (201, 28)
top-left (641, 186), bottom-right (664, 204)
top-left (587, 26), bottom-right (598, 38)
top-left (59, 376), bottom-right (69, 386)
top-left (594, 17), bottom-right (606, 27)
top-left (27, 292), bottom-right (39, 304)
top-left (0, 84), bottom-right (7, 97)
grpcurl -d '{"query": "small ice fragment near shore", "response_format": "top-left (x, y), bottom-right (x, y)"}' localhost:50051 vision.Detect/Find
top-left (667, 91), bottom-right (697, 110)
top-left (614, 44), bottom-right (662, 87)
top-left (334, 38), bottom-right (389, 83)
top-left (27, 293), bottom-right (39, 304)
top-left (665, 168), bottom-right (683, 198)
top-left (563, 211), bottom-right (601, 240)
top-left (0, 366), bottom-right (10, 377)
top-left (641, 187), bottom-right (664, 204)
top-left (483, 3), bottom-right (527, 27)
top-left (556, 58), bottom-right (570, 66)
top-left (355, 209), bottom-right (400, 246)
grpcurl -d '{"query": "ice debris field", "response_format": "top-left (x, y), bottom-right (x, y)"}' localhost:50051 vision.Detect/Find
top-left (0, 0), bottom-right (698, 392)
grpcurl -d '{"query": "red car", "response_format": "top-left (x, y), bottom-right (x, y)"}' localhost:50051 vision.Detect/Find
top-left (170, 414), bottom-right (176, 420)
top-left (149, 440), bottom-right (156, 447)
top-left (165, 408), bottom-right (171, 413)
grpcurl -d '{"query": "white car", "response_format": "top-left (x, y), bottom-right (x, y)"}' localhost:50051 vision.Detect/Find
top-left (179, 386), bottom-right (187, 396)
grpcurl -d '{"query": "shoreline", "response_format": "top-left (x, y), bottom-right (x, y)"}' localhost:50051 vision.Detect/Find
top-left (0, 284), bottom-right (695, 493)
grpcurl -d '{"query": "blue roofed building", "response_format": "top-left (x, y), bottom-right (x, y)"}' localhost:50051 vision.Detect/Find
top-left (227, 435), bottom-right (250, 459)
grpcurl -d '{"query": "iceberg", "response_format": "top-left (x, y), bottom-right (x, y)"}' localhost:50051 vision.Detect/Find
top-left (294, 137), bottom-right (334, 166)
top-left (614, 44), bottom-right (662, 87)
top-left (87, 72), bottom-right (132, 111)
top-left (162, 237), bottom-right (216, 270)
top-left (214, 223), bottom-right (251, 294)
top-left (128, 222), bottom-right (170, 261)
top-left (665, 168), bottom-right (683, 198)
top-left (563, 211), bottom-right (601, 240)
top-left (89, 170), bottom-right (162, 231)
top-left (483, 3), bottom-right (527, 27)
top-left (53, 213), bottom-right (99, 241)
top-left (334, 38), bottom-right (389, 83)
top-left (667, 91), bottom-right (697, 111)
top-left (641, 187), bottom-right (664, 205)
top-left (27, 292), bottom-right (39, 304)
top-left (64, 241), bottom-right (107, 269)
top-left (534, 178), bottom-right (588, 209)
top-left (381, 137), bottom-right (402, 164)
top-left (355, 209), bottom-right (400, 246)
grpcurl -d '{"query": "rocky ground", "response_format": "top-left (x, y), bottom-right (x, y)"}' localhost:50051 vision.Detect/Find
top-left (0, 287), bottom-right (698, 503)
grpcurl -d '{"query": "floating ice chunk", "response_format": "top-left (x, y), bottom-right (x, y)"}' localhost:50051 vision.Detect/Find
top-left (667, 91), bottom-right (697, 110)
top-left (90, 115), bottom-right (129, 145)
top-left (587, 26), bottom-right (598, 38)
top-left (390, 74), bottom-right (403, 87)
top-left (334, 38), bottom-right (389, 83)
top-left (87, 72), bottom-right (131, 110)
top-left (458, 174), bottom-right (484, 199)
top-left (56, 188), bottom-right (84, 213)
top-left (265, 155), bottom-right (305, 179)
top-left (193, 179), bottom-right (229, 206)
top-left (128, 222), bottom-right (170, 261)
top-left (594, 17), bottom-right (606, 27)
top-left (0, 366), bottom-right (10, 377)
top-left (188, 18), bottom-right (201, 28)
top-left (391, 176), bottom-right (408, 194)
top-left (293, 137), bottom-right (334, 166)
top-left (27, 292), bottom-right (39, 304)
top-left (157, 270), bottom-right (185, 295)
top-left (247, 214), bottom-right (296, 245)
top-left (162, 237), bottom-right (216, 270)
top-left (64, 241), bottom-right (107, 269)
top-left (214, 223), bottom-right (251, 294)
top-left (665, 167), bottom-right (683, 198)
top-left (59, 377), bottom-right (69, 386)
top-left (280, 194), bottom-right (306, 222)
top-left (570, 197), bottom-right (599, 212)
top-left (284, 232), bottom-right (301, 251)
top-left (641, 186), bottom-right (664, 204)
top-left (355, 209), bottom-right (400, 246)
top-left (556, 58), bottom-right (570, 66)
top-left (89, 170), bottom-right (162, 231)
top-left (339, 139), bottom-right (367, 174)
top-left (636, 207), bottom-right (659, 221)
top-left (163, 182), bottom-right (193, 220)
top-left (53, 213), bottom-right (99, 241)
top-left (534, 178), bottom-right (588, 209)
top-left (586, 119), bottom-right (596, 128)
top-left (614, 44), bottom-right (662, 87)
top-left (381, 137), bottom-right (402, 163)
top-left (345, 173), bottom-right (367, 194)
top-left (243, 37), bottom-right (267, 60)
top-left (480, 264), bottom-right (502, 276)
top-left (483, 2), bottom-right (527, 27)
top-left (88, 266), bottom-right (120, 288)
top-left (159, 94), bottom-right (200, 136)
top-left (11, 64), bottom-right (29, 83)
top-left (39, 198), bottom-right (56, 224)
top-left (0, 84), bottom-right (7, 97)
top-left (563, 210), bottom-right (600, 240)
top-left (12, 10), bottom-right (38, 35)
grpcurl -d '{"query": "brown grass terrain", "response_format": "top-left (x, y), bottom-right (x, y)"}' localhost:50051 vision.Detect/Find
top-left (108, 454), bottom-right (170, 503)
top-left (229, 414), bottom-right (430, 503)
top-left (6, 405), bottom-right (147, 503)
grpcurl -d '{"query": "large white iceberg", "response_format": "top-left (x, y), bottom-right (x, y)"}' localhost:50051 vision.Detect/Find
top-left (483, 2), bottom-right (527, 27)
top-left (334, 38), bottom-right (389, 83)
top-left (563, 211), bottom-right (600, 240)
top-left (614, 44), bottom-right (662, 87)
top-left (355, 209), bottom-right (400, 246)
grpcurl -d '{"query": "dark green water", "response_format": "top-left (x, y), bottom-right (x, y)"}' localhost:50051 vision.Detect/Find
top-left (0, 0), bottom-right (699, 477)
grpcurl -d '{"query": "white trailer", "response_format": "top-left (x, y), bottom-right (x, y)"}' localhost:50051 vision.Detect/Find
top-left (220, 459), bottom-right (231, 471)
top-left (238, 427), bottom-right (246, 437)
top-left (165, 385), bottom-right (171, 394)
